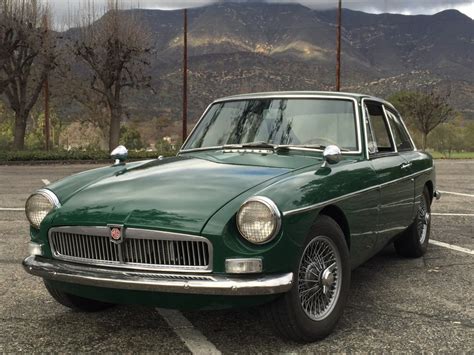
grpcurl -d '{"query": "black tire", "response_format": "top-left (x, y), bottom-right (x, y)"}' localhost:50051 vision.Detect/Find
top-left (394, 186), bottom-right (431, 258)
top-left (44, 280), bottom-right (115, 312)
top-left (267, 215), bottom-right (351, 343)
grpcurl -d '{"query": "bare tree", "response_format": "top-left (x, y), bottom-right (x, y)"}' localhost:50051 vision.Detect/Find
top-left (0, 0), bottom-right (55, 149)
top-left (67, 0), bottom-right (152, 151)
top-left (0, 12), bottom-right (19, 94)
top-left (389, 90), bottom-right (454, 150)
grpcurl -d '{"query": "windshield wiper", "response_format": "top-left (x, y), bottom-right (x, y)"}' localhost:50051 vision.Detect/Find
top-left (222, 142), bottom-right (350, 153)
top-left (223, 142), bottom-right (297, 153)
top-left (223, 141), bottom-right (278, 150)
top-left (296, 144), bottom-right (327, 150)
top-left (281, 144), bottom-right (350, 152)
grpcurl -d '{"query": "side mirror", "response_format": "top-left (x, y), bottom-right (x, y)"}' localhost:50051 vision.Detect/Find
top-left (111, 145), bottom-right (128, 165)
top-left (322, 145), bottom-right (341, 167)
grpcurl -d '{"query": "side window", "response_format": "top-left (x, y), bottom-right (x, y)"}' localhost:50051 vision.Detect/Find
top-left (385, 109), bottom-right (413, 151)
top-left (364, 101), bottom-right (395, 155)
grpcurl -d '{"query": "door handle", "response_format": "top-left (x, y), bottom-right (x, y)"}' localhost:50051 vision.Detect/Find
top-left (401, 163), bottom-right (412, 170)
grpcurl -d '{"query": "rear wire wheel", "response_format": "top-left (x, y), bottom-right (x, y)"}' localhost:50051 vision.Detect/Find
top-left (395, 186), bottom-right (431, 258)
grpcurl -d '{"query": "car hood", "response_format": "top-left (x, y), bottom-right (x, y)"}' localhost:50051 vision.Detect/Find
top-left (51, 154), bottom-right (316, 234)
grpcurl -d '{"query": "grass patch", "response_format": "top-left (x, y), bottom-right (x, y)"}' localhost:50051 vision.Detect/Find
top-left (430, 151), bottom-right (474, 159)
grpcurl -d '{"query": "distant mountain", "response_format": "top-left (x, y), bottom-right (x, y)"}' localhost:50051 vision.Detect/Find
top-left (65, 3), bottom-right (474, 122)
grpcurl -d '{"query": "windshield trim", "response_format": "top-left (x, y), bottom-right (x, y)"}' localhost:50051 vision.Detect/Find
top-left (180, 95), bottom-right (362, 155)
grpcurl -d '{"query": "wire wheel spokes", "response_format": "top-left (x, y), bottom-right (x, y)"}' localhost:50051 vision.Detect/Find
top-left (417, 194), bottom-right (429, 244)
top-left (298, 236), bottom-right (342, 321)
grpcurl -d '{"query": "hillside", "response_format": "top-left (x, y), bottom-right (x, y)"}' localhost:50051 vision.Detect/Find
top-left (65, 2), bottom-right (474, 122)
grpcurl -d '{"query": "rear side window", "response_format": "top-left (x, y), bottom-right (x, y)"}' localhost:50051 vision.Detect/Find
top-left (385, 109), bottom-right (413, 151)
top-left (365, 101), bottom-right (395, 154)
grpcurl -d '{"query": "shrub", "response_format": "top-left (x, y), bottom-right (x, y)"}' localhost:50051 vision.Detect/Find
top-left (0, 149), bottom-right (175, 162)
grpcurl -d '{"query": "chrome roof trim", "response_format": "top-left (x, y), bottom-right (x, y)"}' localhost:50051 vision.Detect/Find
top-left (214, 91), bottom-right (377, 101)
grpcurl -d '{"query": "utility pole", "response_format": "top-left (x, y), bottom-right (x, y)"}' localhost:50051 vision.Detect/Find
top-left (44, 76), bottom-right (50, 150)
top-left (336, 0), bottom-right (342, 91)
top-left (43, 14), bottom-right (50, 151)
top-left (182, 8), bottom-right (188, 142)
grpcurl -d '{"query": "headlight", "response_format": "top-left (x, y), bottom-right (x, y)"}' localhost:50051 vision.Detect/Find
top-left (25, 189), bottom-right (60, 229)
top-left (236, 196), bottom-right (281, 244)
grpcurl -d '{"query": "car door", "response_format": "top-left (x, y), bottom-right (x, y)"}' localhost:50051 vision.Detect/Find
top-left (384, 107), bottom-right (417, 174)
top-left (364, 100), bottom-right (415, 252)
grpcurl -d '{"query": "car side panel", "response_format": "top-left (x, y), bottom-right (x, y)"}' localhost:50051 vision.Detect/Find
top-left (201, 158), bottom-right (381, 273)
top-left (369, 155), bottom-right (415, 252)
top-left (401, 150), bottom-right (435, 216)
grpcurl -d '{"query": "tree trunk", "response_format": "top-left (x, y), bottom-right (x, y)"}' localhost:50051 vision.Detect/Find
top-left (12, 111), bottom-right (27, 150)
top-left (108, 105), bottom-right (122, 151)
top-left (421, 132), bottom-right (428, 151)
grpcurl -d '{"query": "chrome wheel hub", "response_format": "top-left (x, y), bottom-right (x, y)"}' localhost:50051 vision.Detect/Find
top-left (321, 264), bottom-right (336, 295)
top-left (298, 236), bottom-right (342, 321)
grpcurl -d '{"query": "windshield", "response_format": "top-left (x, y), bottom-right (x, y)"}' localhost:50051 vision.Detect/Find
top-left (183, 98), bottom-right (358, 152)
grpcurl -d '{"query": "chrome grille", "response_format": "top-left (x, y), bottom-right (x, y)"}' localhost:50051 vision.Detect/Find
top-left (49, 226), bottom-right (212, 272)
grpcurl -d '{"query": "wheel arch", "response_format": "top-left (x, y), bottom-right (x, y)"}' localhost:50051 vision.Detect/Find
top-left (319, 205), bottom-right (351, 250)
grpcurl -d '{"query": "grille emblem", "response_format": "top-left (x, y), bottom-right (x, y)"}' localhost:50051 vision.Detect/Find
top-left (108, 224), bottom-right (125, 244)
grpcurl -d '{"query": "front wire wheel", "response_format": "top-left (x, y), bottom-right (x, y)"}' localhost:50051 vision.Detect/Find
top-left (267, 215), bottom-right (350, 343)
top-left (44, 280), bottom-right (115, 312)
top-left (298, 236), bottom-right (342, 321)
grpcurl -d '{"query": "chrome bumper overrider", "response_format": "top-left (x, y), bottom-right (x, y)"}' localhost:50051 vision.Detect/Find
top-left (434, 190), bottom-right (441, 200)
top-left (23, 256), bottom-right (293, 296)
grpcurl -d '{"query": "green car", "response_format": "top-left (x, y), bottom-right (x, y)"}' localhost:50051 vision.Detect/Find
top-left (23, 91), bottom-right (439, 342)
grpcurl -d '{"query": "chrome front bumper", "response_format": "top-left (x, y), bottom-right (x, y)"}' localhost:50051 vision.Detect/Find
top-left (23, 256), bottom-right (293, 296)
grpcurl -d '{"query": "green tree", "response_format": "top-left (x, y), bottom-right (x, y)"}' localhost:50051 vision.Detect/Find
top-left (120, 125), bottom-right (145, 150)
top-left (465, 122), bottom-right (474, 152)
top-left (0, 102), bottom-right (14, 149)
top-left (388, 91), bottom-right (454, 150)
top-left (155, 138), bottom-right (178, 156)
top-left (25, 110), bottom-right (62, 150)
top-left (429, 117), bottom-right (464, 158)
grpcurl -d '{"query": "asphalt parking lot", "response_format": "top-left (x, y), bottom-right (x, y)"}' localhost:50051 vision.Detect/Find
top-left (0, 160), bottom-right (472, 353)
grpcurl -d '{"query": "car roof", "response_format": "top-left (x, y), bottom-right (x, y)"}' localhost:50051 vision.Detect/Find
top-left (214, 91), bottom-right (389, 105)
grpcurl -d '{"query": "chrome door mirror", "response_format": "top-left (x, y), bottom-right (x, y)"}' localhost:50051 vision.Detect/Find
top-left (322, 145), bottom-right (342, 166)
top-left (111, 145), bottom-right (128, 165)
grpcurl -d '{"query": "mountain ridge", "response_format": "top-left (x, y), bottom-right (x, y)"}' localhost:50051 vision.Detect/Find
top-left (65, 2), bottom-right (474, 122)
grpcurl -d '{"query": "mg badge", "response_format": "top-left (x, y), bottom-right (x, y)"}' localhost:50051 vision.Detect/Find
top-left (108, 225), bottom-right (125, 244)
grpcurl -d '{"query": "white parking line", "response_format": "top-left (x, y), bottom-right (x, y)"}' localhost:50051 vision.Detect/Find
top-left (439, 190), bottom-right (474, 198)
top-left (430, 240), bottom-right (474, 255)
top-left (156, 308), bottom-right (221, 355)
top-left (0, 207), bottom-right (24, 211)
top-left (432, 213), bottom-right (474, 217)
top-left (42, 179), bottom-right (51, 185)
